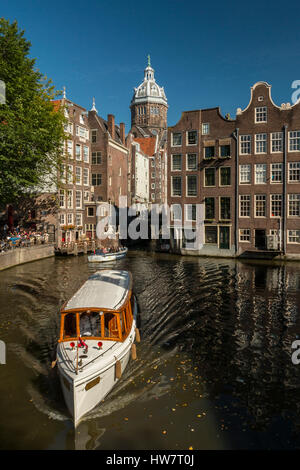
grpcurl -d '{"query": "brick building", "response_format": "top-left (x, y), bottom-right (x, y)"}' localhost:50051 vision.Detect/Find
top-left (168, 81), bottom-right (300, 259)
top-left (53, 93), bottom-right (92, 244)
top-left (86, 100), bottom-right (129, 238)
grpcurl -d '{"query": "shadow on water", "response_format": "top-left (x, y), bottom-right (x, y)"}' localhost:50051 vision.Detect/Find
top-left (0, 252), bottom-right (300, 449)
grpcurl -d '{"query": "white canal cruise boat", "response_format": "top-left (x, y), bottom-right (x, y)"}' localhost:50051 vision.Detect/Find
top-left (56, 269), bottom-right (139, 427)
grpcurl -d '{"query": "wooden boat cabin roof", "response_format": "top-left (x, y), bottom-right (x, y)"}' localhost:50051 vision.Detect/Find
top-left (63, 270), bottom-right (132, 312)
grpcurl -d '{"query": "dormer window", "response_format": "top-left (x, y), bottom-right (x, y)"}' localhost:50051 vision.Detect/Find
top-left (255, 106), bottom-right (267, 123)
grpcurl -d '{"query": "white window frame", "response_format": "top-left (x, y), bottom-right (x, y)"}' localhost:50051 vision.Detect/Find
top-left (171, 154), bottom-right (182, 171)
top-left (202, 123), bottom-right (209, 135)
top-left (270, 194), bottom-right (282, 218)
top-left (239, 195), bottom-right (251, 217)
top-left (254, 164), bottom-right (267, 184)
top-left (186, 153), bottom-right (197, 171)
top-left (255, 106), bottom-right (267, 123)
top-left (270, 163), bottom-right (283, 183)
top-left (186, 175), bottom-right (197, 197)
top-left (289, 131), bottom-right (300, 152)
top-left (240, 135), bottom-right (251, 155)
top-left (271, 132), bottom-right (283, 153)
top-left (288, 162), bottom-right (300, 182)
top-left (172, 132), bottom-right (182, 147)
top-left (288, 230), bottom-right (300, 244)
top-left (239, 164), bottom-right (251, 184)
top-left (255, 194), bottom-right (266, 217)
top-left (255, 133), bottom-right (267, 154)
top-left (239, 229), bottom-right (250, 242)
top-left (288, 194), bottom-right (300, 217)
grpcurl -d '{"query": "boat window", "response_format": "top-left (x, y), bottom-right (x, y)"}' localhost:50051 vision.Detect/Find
top-left (63, 313), bottom-right (77, 339)
top-left (104, 313), bottom-right (120, 339)
top-left (125, 303), bottom-right (133, 331)
top-left (80, 311), bottom-right (101, 337)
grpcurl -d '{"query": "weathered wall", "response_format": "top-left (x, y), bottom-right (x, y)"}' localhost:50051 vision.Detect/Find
top-left (0, 244), bottom-right (54, 271)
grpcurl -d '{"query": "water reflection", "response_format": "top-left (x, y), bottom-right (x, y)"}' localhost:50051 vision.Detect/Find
top-left (0, 253), bottom-right (300, 449)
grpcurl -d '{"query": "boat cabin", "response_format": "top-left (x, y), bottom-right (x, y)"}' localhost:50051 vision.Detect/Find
top-left (58, 270), bottom-right (134, 343)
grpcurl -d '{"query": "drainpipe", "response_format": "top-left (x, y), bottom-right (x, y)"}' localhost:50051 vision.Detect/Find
top-left (233, 128), bottom-right (239, 255)
top-left (283, 124), bottom-right (287, 255)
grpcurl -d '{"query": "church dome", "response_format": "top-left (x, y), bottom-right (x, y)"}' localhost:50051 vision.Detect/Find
top-left (131, 56), bottom-right (168, 107)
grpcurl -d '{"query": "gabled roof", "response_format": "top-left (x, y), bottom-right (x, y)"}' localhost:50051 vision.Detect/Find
top-left (134, 136), bottom-right (156, 156)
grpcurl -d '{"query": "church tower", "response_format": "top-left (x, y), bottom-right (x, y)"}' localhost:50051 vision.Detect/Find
top-left (130, 56), bottom-right (168, 137)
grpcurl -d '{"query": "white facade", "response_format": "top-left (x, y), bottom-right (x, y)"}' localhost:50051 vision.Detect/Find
top-left (132, 142), bottom-right (149, 208)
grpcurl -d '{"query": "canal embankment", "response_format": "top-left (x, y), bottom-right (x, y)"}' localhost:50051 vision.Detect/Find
top-left (0, 243), bottom-right (54, 271)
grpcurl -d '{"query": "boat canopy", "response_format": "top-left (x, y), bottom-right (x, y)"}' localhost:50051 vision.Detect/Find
top-left (63, 270), bottom-right (131, 312)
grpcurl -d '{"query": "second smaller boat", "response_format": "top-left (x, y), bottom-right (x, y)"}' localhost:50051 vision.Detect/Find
top-left (88, 247), bottom-right (128, 263)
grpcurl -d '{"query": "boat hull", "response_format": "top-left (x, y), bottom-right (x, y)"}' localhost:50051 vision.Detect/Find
top-left (88, 248), bottom-right (128, 263)
top-left (58, 343), bottom-right (132, 427)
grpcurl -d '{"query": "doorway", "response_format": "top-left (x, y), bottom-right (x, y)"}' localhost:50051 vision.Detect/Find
top-left (255, 229), bottom-right (266, 250)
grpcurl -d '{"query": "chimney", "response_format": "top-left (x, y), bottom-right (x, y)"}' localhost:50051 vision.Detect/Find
top-left (120, 122), bottom-right (125, 145)
top-left (107, 114), bottom-right (115, 140)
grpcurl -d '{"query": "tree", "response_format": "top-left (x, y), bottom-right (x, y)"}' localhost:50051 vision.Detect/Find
top-left (0, 18), bottom-right (66, 206)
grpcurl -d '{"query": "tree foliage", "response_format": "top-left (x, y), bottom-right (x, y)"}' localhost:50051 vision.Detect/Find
top-left (0, 18), bottom-right (65, 206)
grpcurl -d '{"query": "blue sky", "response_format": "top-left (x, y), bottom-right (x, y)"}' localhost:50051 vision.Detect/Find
top-left (2, 0), bottom-right (300, 131)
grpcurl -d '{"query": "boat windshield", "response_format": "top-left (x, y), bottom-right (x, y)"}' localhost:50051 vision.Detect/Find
top-left (79, 311), bottom-right (101, 337)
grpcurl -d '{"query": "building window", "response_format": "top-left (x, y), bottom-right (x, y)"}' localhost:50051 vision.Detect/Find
top-left (239, 229), bottom-right (250, 242)
top-left (187, 130), bottom-right (197, 145)
top-left (67, 213), bottom-right (73, 225)
top-left (240, 164), bottom-right (251, 184)
top-left (270, 194), bottom-right (282, 217)
top-left (59, 190), bottom-right (65, 208)
top-left (220, 145), bottom-right (231, 158)
top-left (91, 130), bottom-right (97, 143)
top-left (289, 162), bottom-right (300, 182)
top-left (151, 193), bottom-right (155, 201)
top-left (255, 133), bottom-right (267, 154)
top-left (220, 167), bottom-right (231, 186)
top-left (67, 140), bottom-right (73, 158)
top-left (172, 176), bottom-right (182, 196)
top-left (288, 194), bottom-right (300, 216)
top-left (220, 197), bottom-right (231, 220)
top-left (172, 132), bottom-right (182, 146)
top-left (240, 135), bottom-right (251, 154)
top-left (92, 152), bottom-right (101, 164)
top-left (186, 204), bottom-right (196, 221)
top-left (255, 194), bottom-right (266, 217)
top-left (255, 106), bottom-right (267, 123)
top-left (186, 175), bottom-right (197, 196)
top-left (84, 191), bottom-right (89, 202)
top-left (255, 164), bottom-right (267, 184)
top-left (151, 183), bottom-right (156, 189)
top-left (205, 226), bottom-right (217, 244)
top-left (67, 190), bottom-right (73, 209)
top-left (75, 167), bottom-right (81, 185)
top-left (83, 146), bottom-right (89, 163)
top-left (75, 190), bottom-right (82, 209)
top-left (187, 153), bottom-right (197, 170)
top-left (75, 213), bottom-right (82, 227)
top-left (202, 123), bottom-right (210, 135)
top-left (76, 144), bottom-right (81, 160)
top-left (92, 173), bottom-right (102, 186)
top-left (66, 165), bottom-right (73, 184)
top-left (205, 197), bottom-right (215, 219)
top-left (271, 132), bottom-right (283, 152)
top-left (271, 163), bottom-right (283, 183)
top-left (289, 131), bottom-right (300, 151)
top-left (204, 146), bottom-right (215, 159)
top-left (87, 207), bottom-right (94, 217)
top-left (172, 154), bottom-right (182, 171)
top-left (204, 167), bottom-right (215, 186)
top-left (171, 204), bottom-right (182, 221)
top-left (64, 122), bottom-right (73, 135)
top-left (288, 230), bottom-right (300, 243)
top-left (83, 168), bottom-right (89, 186)
top-left (59, 213), bottom-right (65, 225)
top-left (239, 195), bottom-right (251, 217)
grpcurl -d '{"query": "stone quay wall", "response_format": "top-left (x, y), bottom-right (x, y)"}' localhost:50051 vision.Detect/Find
top-left (0, 244), bottom-right (55, 271)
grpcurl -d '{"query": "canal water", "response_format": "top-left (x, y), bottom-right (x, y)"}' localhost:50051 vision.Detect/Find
top-left (0, 250), bottom-right (300, 450)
